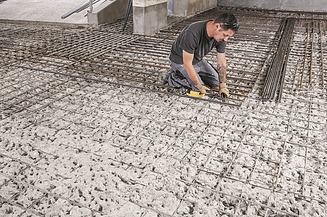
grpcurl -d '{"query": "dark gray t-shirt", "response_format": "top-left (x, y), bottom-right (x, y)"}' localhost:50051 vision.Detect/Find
top-left (169, 20), bottom-right (226, 65)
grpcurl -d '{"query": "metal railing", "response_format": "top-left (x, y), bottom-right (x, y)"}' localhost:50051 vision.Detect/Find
top-left (61, 0), bottom-right (102, 19)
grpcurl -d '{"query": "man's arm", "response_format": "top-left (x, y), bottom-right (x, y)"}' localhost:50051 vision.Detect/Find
top-left (183, 50), bottom-right (199, 85)
top-left (183, 50), bottom-right (209, 94)
top-left (216, 53), bottom-right (230, 98)
top-left (216, 53), bottom-right (227, 84)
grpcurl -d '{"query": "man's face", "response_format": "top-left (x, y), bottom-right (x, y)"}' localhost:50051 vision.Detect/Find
top-left (213, 23), bottom-right (235, 42)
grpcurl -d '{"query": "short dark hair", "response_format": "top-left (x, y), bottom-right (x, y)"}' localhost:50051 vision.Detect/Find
top-left (214, 13), bottom-right (239, 32)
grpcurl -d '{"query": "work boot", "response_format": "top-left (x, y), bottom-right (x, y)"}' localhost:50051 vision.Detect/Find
top-left (159, 70), bottom-right (172, 85)
top-left (159, 73), bottom-right (169, 85)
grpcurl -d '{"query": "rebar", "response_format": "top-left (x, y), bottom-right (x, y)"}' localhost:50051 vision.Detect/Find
top-left (300, 23), bottom-right (309, 89)
top-left (2, 8), bottom-right (323, 112)
top-left (261, 18), bottom-right (295, 101)
top-left (309, 20), bottom-right (314, 86)
top-left (1, 8), bottom-right (327, 216)
top-left (319, 21), bottom-right (324, 87)
top-left (122, 0), bottom-right (133, 31)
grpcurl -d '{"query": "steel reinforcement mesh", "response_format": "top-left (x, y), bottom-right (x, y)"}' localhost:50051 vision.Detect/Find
top-left (0, 8), bottom-right (286, 108)
top-left (1, 7), bottom-right (327, 217)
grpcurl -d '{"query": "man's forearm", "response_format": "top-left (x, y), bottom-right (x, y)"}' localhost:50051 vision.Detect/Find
top-left (216, 53), bottom-right (227, 84)
top-left (184, 64), bottom-right (200, 85)
top-left (183, 50), bottom-right (200, 85)
top-left (217, 64), bottom-right (227, 84)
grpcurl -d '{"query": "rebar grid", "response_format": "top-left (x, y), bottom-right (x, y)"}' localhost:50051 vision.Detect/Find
top-left (1, 7), bottom-right (327, 217)
top-left (261, 18), bottom-right (295, 101)
top-left (1, 74), bottom-right (327, 216)
top-left (0, 7), bottom-right (286, 108)
top-left (286, 19), bottom-right (327, 93)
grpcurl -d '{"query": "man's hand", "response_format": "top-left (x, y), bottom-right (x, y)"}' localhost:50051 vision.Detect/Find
top-left (219, 83), bottom-right (230, 98)
top-left (195, 83), bottom-right (210, 94)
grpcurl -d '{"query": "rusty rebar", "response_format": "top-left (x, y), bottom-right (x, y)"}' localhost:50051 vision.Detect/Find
top-left (319, 21), bottom-right (324, 87)
top-left (309, 20), bottom-right (314, 86)
top-left (262, 18), bottom-right (295, 101)
top-left (300, 23), bottom-right (309, 89)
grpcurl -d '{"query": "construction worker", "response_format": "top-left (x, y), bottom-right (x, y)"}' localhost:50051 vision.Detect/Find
top-left (161, 13), bottom-right (239, 98)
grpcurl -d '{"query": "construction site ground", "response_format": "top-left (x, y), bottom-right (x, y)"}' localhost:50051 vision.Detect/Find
top-left (0, 1), bottom-right (327, 217)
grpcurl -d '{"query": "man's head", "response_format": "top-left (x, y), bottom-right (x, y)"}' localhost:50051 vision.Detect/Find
top-left (210, 13), bottom-right (239, 42)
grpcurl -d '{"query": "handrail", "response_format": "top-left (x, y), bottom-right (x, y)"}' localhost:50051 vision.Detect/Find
top-left (61, 0), bottom-right (101, 19)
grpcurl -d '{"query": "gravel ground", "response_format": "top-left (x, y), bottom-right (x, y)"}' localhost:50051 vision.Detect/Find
top-left (1, 61), bottom-right (326, 216)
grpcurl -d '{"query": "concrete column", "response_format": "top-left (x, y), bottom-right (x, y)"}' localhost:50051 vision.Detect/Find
top-left (88, 0), bottom-right (129, 25)
top-left (133, 0), bottom-right (168, 35)
top-left (173, 0), bottom-right (216, 16)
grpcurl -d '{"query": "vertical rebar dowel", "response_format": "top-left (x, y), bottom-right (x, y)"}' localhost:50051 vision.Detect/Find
top-left (300, 23), bottom-right (309, 89)
top-left (309, 20), bottom-right (314, 86)
top-left (319, 21), bottom-right (324, 87)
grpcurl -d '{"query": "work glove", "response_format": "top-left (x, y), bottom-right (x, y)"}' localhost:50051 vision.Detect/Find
top-left (195, 83), bottom-right (210, 94)
top-left (219, 83), bottom-right (230, 98)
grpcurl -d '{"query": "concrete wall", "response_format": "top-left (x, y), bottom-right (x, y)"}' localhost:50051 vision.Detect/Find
top-left (88, 0), bottom-right (129, 25)
top-left (217, 0), bottom-right (327, 12)
top-left (133, 2), bottom-right (167, 35)
top-left (173, 0), bottom-right (216, 16)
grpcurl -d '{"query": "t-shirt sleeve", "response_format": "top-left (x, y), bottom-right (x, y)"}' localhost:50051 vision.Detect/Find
top-left (179, 30), bottom-right (198, 54)
top-left (215, 41), bottom-right (226, 53)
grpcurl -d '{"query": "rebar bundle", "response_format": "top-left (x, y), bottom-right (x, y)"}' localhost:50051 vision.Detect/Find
top-left (262, 18), bottom-right (295, 102)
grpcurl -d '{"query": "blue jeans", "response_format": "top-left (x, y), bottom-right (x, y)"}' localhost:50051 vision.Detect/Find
top-left (167, 59), bottom-right (220, 90)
